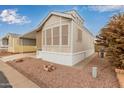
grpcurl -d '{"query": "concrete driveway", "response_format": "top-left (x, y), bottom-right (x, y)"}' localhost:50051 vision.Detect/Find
top-left (0, 53), bottom-right (36, 62)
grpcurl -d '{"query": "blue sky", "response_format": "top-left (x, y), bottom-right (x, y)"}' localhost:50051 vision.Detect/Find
top-left (0, 5), bottom-right (124, 37)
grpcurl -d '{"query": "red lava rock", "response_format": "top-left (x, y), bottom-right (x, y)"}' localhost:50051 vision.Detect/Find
top-left (15, 59), bottom-right (24, 63)
top-left (43, 64), bottom-right (56, 72)
top-left (0, 50), bottom-right (15, 57)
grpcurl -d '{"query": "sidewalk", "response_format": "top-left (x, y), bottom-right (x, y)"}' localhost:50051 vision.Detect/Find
top-left (0, 53), bottom-right (36, 62)
top-left (0, 61), bottom-right (39, 88)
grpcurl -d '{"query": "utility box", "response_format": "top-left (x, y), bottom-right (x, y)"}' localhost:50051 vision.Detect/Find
top-left (92, 67), bottom-right (97, 78)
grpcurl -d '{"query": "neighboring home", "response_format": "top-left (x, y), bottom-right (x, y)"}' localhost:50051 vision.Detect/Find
top-left (0, 37), bottom-right (8, 50)
top-left (24, 10), bottom-right (95, 66)
top-left (1, 33), bottom-right (36, 53)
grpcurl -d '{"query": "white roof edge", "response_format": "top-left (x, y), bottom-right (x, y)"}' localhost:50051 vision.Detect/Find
top-left (64, 10), bottom-right (85, 22)
top-left (20, 30), bottom-right (36, 38)
top-left (1, 33), bottom-right (20, 39)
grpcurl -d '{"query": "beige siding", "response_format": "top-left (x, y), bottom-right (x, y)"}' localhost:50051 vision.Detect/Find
top-left (8, 36), bottom-right (20, 52)
top-left (36, 30), bottom-right (42, 50)
top-left (43, 15), bottom-right (71, 30)
top-left (73, 22), bottom-right (83, 52)
top-left (42, 46), bottom-right (71, 53)
top-left (73, 22), bottom-right (94, 53)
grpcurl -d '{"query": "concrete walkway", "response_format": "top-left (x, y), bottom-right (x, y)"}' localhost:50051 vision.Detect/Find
top-left (0, 53), bottom-right (36, 62)
top-left (0, 61), bottom-right (39, 88)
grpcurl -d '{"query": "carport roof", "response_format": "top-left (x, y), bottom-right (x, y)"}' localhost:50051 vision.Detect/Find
top-left (20, 30), bottom-right (36, 39)
top-left (2, 33), bottom-right (20, 39)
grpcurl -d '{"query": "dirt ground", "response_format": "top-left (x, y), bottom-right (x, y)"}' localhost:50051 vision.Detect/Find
top-left (7, 54), bottom-right (120, 88)
top-left (0, 50), bottom-right (14, 57)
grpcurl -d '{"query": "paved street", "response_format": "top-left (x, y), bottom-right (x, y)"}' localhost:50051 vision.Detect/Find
top-left (0, 61), bottom-right (39, 88)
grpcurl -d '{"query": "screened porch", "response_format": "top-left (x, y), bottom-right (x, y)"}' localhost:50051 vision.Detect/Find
top-left (42, 23), bottom-right (71, 53)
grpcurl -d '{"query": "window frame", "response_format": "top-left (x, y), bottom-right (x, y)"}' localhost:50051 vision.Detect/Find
top-left (61, 24), bottom-right (69, 45)
top-left (42, 23), bottom-right (70, 47)
top-left (52, 26), bottom-right (60, 45)
top-left (46, 28), bottom-right (52, 45)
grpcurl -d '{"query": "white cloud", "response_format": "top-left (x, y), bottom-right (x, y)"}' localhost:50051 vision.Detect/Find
top-left (88, 5), bottom-right (124, 12)
top-left (0, 9), bottom-right (31, 25)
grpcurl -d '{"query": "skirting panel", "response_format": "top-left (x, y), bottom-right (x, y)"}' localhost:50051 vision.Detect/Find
top-left (36, 49), bottom-right (94, 66)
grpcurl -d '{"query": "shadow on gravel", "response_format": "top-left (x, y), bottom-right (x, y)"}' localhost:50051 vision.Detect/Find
top-left (0, 71), bottom-right (12, 88)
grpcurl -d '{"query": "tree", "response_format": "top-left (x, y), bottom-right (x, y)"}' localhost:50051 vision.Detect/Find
top-left (96, 13), bottom-right (124, 69)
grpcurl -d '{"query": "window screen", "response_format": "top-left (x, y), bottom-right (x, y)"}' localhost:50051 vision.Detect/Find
top-left (2, 39), bottom-right (8, 45)
top-left (53, 26), bottom-right (60, 45)
top-left (21, 38), bottom-right (36, 46)
top-left (62, 25), bottom-right (68, 45)
top-left (43, 31), bottom-right (45, 45)
top-left (77, 29), bottom-right (82, 42)
top-left (46, 29), bottom-right (51, 45)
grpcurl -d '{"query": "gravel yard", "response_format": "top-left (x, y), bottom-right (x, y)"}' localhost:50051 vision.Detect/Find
top-left (0, 51), bottom-right (14, 57)
top-left (7, 54), bottom-right (119, 88)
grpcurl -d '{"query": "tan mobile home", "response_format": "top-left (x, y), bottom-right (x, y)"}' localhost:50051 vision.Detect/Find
top-left (0, 37), bottom-right (8, 50)
top-left (1, 33), bottom-right (36, 53)
top-left (27, 10), bottom-right (95, 66)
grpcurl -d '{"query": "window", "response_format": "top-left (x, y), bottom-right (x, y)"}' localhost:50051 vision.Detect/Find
top-left (2, 39), bottom-right (8, 45)
top-left (77, 29), bottom-right (82, 42)
top-left (53, 26), bottom-right (60, 45)
top-left (46, 29), bottom-right (51, 45)
top-left (43, 31), bottom-right (45, 45)
top-left (62, 25), bottom-right (68, 45)
top-left (21, 38), bottom-right (36, 46)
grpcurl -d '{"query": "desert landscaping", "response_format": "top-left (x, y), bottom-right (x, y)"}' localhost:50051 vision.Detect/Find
top-left (6, 54), bottom-right (119, 88)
